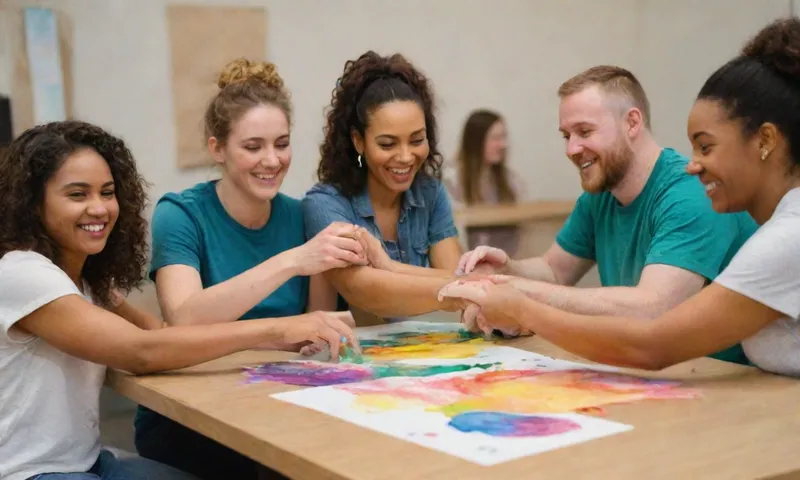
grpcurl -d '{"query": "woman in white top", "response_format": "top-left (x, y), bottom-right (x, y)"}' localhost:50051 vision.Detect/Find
top-left (0, 121), bottom-right (361, 480)
top-left (440, 17), bottom-right (800, 377)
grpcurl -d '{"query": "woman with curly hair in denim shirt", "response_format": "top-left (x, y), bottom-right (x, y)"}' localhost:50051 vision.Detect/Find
top-left (303, 51), bottom-right (465, 322)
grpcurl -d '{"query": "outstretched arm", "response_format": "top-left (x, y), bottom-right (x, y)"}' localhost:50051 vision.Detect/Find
top-left (499, 262), bottom-right (705, 318)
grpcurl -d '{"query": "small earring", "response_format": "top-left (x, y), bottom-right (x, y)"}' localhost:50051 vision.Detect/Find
top-left (761, 149), bottom-right (769, 161)
top-left (357, 154), bottom-right (363, 168)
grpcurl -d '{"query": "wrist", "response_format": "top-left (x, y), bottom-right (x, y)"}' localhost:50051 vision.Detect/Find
top-left (501, 258), bottom-right (515, 275)
top-left (274, 249), bottom-right (303, 277)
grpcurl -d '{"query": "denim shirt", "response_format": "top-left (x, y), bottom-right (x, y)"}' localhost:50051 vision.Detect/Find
top-left (302, 174), bottom-right (459, 267)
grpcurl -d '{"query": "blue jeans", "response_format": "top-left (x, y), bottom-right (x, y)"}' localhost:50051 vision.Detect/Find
top-left (28, 448), bottom-right (199, 480)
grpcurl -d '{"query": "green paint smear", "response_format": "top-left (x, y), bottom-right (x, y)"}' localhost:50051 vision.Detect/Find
top-left (370, 362), bottom-right (498, 379)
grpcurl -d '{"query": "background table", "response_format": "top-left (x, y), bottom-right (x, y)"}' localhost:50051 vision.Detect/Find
top-left (107, 335), bottom-right (800, 480)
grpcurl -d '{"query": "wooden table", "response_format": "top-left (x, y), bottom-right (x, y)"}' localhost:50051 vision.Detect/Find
top-left (453, 200), bottom-right (575, 228)
top-left (107, 336), bottom-right (800, 480)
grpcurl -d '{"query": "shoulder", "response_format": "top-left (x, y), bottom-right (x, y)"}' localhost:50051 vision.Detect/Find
top-left (302, 183), bottom-right (352, 210)
top-left (413, 174), bottom-right (447, 202)
top-left (154, 182), bottom-right (216, 221)
top-left (304, 182), bottom-right (347, 199)
top-left (0, 250), bottom-right (58, 271)
top-left (0, 251), bottom-right (80, 305)
top-left (272, 192), bottom-right (302, 215)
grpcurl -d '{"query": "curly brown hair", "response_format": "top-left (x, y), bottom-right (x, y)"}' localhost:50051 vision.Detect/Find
top-left (317, 51), bottom-right (442, 197)
top-left (0, 120), bottom-right (150, 306)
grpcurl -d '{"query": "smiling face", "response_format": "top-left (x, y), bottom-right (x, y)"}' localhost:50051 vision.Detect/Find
top-left (559, 85), bottom-right (635, 193)
top-left (685, 99), bottom-right (765, 214)
top-left (353, 100), bottom-right (429, 196)
top-left (483, 120), bottom-right (508, 165)
top-left (40, 148), bottom-right (119, 259)
top-left (210, 104), bottom-right (291, 202)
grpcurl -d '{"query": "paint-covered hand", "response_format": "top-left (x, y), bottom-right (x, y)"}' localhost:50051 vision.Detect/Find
top-left (280, 311), bottom-right (359, 360)
top-left (291, 222), bottom-right (369, 276)
top-left (299, 311), bottom-right (357, 356)
top-left (438, 278), bottom-right (528, 334)
top-left (455, 246), bottom-right (509, 276)
top-left (354, 227), bottom-right (393, 271)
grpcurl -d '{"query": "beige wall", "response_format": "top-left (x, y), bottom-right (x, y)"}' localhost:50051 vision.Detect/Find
top-left (2, 0), bottom-right (792, 312)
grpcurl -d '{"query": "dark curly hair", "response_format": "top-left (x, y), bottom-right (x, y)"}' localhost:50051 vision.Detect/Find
top-left (318, 50), bottom-right (443, 197)
top-left (698, 17), bottom-right (800, 168)
top-left (0, 120), bottom-right (150, 306)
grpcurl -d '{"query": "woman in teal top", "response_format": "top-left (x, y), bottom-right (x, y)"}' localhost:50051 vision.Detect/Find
top-left (134, 59), bottom-right (367, 480)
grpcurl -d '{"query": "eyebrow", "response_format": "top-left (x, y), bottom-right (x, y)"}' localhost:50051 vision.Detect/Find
top-left (375, 128), bottom-right (426, 140)
top-left (558, 122), bottom-right (593, 133)
top-left (242, 134), bottom-right (290, 142)
top-left (61, 181), bottom-right (115, 190)
top-left (691, 131), bottom-right (711, 140)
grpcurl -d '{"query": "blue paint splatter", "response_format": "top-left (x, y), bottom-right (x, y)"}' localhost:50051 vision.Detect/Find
top-left (448, 411), bottom-right (581, 437)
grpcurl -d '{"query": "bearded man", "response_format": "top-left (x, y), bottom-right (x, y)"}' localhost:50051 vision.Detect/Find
top-left (456, 65), bottom-right (758, 364)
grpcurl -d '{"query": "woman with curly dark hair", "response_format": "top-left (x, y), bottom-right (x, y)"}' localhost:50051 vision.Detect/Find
top-left (0, 121), bottom-right (357, 480)
top-left (303, 51), bottom-right (464, 322)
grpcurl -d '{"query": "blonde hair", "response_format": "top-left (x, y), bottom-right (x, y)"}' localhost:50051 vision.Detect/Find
top-left (558, 65), bottom-right (651, 130)
top-left (204, 58), bottom-right (292, 144)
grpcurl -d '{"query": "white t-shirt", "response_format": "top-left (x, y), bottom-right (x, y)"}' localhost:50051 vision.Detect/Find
top-left (715, 188), bottom-right (800, 377)
top-left (0, 251), bottom-right (105, 480)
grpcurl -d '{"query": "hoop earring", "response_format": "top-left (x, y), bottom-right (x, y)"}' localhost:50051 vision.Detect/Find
top-left (357, 154), bottom-right (363, 168)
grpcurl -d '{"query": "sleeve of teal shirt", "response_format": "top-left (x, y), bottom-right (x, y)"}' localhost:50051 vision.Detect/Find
top-left (302, 186), bottom-right (357, 241)
top-left (555, 193), bottom-right (596, 260)
top-left (149, 199), bottom-right (202, 280)
top-left (645, 180), bottom-right (732, 281)
top-left (428, 182), bottom-right (458, 245)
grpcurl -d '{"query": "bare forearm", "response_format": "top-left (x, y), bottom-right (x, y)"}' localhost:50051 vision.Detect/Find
top-left (111, 301), bottom-right (164, 330)
top-left (516, 298), bottom-right (662, 369)
top-left (388, 260), bottom-right (451, 278)
top-left (132, 318), bottom-right (289, 374)
top-left (506, 257), bottom-right (558, 283)
top-left (329, 267), bottom-right (454, 317)
top-left (169, 252), bottom-right (297, 325)
top-left (512, 279), bottom-right (665, 317)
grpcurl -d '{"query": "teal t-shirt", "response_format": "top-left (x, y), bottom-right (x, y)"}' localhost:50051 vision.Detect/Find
top-left (136, 181), bottom-right (309, 438)
top-left (148, 181), bottom-right (309, 319)
top-left (556, 148), bottom-right (758, 364)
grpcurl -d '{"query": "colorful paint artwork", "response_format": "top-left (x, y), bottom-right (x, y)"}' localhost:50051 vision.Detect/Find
top-left (340, 368), bottom-right (698, 417)
top-left (251, 322), bottom-right (700, 465)
top-left (354, 325), bottom-right (492, 362)
top-left (244, 360), bottom-right (497, 387)
top-left (272, 358), bottom-right (699, 465)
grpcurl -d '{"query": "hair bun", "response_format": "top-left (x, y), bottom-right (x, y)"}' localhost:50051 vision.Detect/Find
top-left (742, 17), bottom-right (800, 82)
top-left (216, 58), bottom-right (285, 91)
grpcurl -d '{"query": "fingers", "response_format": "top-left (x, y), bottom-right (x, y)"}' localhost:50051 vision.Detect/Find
top-left (321, 312), bottom-right (360, 354)
top-left (489, 274), bottom-right (513, 284)
top-left (438, 281), bottom-right (488, 303)
top-left (330, 311), bottom-right (356, 328)
top-left (461, 303), bottom-right (480, 332)
top-left (326, 237), bottom-right (368, 265)
top-left (476, 313), bottom-right (494, 336)
top-left (455, 252), bottom-right (470, 276)
top-left (464, 246), bottom-right (492, 274)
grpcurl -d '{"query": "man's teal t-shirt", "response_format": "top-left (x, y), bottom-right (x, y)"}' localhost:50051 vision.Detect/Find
top-left (148, 180), bottom-right (308, 319)
top-left (556, 148), bottom-right (758, 364)
top-left (135, 181), bottom-right (309, 437)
